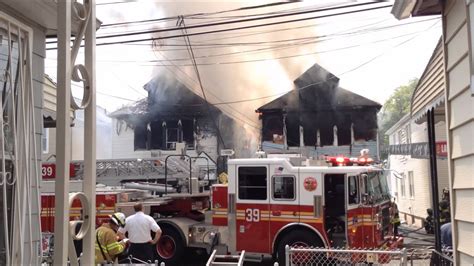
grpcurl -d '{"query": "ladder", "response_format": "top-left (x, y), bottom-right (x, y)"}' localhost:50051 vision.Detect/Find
top-left (206, 250), bottom-right (245, 266)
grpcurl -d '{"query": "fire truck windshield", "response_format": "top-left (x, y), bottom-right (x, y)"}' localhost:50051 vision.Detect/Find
top-left (365, 171), bottom-right (390, 203)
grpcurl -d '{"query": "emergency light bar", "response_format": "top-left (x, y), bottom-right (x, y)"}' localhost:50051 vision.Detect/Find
top-left (326, 156), bottom-right (374, 166)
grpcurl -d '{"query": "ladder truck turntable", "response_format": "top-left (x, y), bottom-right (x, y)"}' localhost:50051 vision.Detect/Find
top-left (41, 154), bottom-right (402, 265)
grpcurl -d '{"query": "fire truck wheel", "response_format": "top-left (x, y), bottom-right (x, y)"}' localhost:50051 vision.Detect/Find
top-left (275, 230), bottom-right (323, 265)
top-left (154, 225), bottom-right (185, 265)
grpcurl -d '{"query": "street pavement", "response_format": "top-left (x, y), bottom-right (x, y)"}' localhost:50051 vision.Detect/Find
top-left (399, 224), bottom-right (435, 249)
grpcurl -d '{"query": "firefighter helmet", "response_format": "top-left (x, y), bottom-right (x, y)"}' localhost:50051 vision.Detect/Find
top-left (110, 212), bottom-right (126, 227)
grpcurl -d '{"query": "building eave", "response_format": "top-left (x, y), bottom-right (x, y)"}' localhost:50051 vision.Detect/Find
top-left (385, 113), bottom-right (412, 136)
top-left (0, 0), bottom-right (101, 35)
top-left (392, 0), bottom-right (442, 20)
top-left (391, 0), bottom-right (417, 19)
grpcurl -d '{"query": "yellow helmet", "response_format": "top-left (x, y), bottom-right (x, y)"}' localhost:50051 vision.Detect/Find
top-left (110, 212), bottom-right (126, 227)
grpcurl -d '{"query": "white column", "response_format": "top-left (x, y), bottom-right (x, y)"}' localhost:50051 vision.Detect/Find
top-left (299, 125), bottom-right (304, 147)
top-left (82, 0), bottom-right (97, 264)
top-left (316, 129), bottom-right (321, 147)
top-left (53, 0), bottom-right (72, 264)
top-left (333, 125), bottom-right (338, 146)
top-left (350, 123), bottom-right (355, 145)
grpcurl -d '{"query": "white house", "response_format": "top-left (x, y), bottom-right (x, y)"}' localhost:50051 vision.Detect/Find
top-left (386, 114), bottom-right (449, 227)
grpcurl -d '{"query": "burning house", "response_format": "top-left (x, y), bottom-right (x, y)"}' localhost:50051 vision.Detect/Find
top-left (109, 74), bottom-right (257, 164)
top-left (256, 63), bottom-right (382, 158)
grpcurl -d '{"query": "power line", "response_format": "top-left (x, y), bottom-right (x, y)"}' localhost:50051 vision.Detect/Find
top-left (99, 1), bottom-right (323, 27)
top-left (145, 21), bottom-right (439, 108)
top-left (46, 2), bottom-right (391, 48)
top-left (154, 50), bottom-right (262, 130)
top-left (181, 17), bottom-right (226, 147)
top-left (50, 2), bottom-right (362, 42)
top-left (53, 28), bottom-right (426, 67)
top-left (114, 16), bottom-right (436, 52)
top-left (133, 28), bottom-right (435, 67)
top-left (97, 0), bottom-right (139, 6)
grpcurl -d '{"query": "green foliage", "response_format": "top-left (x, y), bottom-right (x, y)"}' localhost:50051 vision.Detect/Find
top-left (378, 78), bottom-right (418, 158)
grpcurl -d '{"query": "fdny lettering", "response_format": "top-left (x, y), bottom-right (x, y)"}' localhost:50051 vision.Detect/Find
top-left (245, 208), bottom-right (260, 222)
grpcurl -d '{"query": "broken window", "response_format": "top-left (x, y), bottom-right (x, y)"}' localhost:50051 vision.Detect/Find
top-left (165, 120), bottom-right (179, 149)
top-left (352, 111), bottom-right (377, 141)
top-left (150, 121), bottom-right (164, 149)
top-left (134, 124), bottom-right (148, 150)
top-left (286, 113), bottom-right (300, 147)
top-left (146, 119), bottom-right (195, 151)
top-left (182, 119), bottom-right (194, 149)
top-left (262, 114), bottom-right (283, 143)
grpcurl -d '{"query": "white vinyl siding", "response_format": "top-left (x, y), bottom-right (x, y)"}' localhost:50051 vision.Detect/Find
top-left (444, 0), bottom-right (474, 262)
top-left (111, 119), bottom-right (152, 159)
top-left (387, 118), bottom-right (448, 226)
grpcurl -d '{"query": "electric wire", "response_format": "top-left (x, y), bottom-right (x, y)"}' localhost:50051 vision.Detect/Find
top-left (152, 42), bottom-right (262, 130)
top-left (152, 20), bottom-right (439, 109)
top-left (181, 17), bottom-right (226, 147)
top-left (49, 2), bottom-right (379, 42)
top-left (137, 29), bottom-right (431, 66)
top-left (45, 2), bottom-right (392, 49)
top-left (50, 21), bottom-right (439, 123)
top-left (99, 1), bottom-right (330, 27)
top-left (44, 17), bottom-right (439, 66)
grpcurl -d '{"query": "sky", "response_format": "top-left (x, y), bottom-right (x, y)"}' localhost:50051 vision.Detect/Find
top-left (45, 0), bottom-right (442, 128)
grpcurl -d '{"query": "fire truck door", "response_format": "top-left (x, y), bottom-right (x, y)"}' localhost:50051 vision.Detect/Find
top-left (347, 175), bottom-right (363, 247)
top-left (269, 166), bottom-right (299, 248)
top-left (235, 165), bottom-right (271, 253)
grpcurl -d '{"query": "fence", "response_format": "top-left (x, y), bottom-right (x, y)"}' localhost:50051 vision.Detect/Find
top-left (285, 246), bottom-right (454, 266)
top-left (405, 248), bottom-right (453, 266)
top-left (286, 246), bottom-right (408, 266)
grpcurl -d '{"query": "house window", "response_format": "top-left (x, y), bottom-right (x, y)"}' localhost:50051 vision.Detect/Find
top-left (42, 128), bottom-right (49, 154)
top-left (238, 166), bottom-right (267, 200)
top-left (262, 115), bottom-right (283, 143)
top-left (394, 176), bottom-right (399, 198)
top-left (143, 119), bottom-right (194, 151)
top-left (408, 171), bottom-right (415, 199)
top-left (272, 176), bottom-right (295, 200)
top-left (400, 173), bottom-right (406, 198)
top-left (166, 124), bottom-right (179, 150)
top-left (134, 124), bottom-right (148, 150)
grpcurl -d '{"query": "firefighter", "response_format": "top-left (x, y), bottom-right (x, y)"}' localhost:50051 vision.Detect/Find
top-left (439, 188), bottom-right (451, 225)
top-left (390, 199), bottom-right (401, 238)
top-left (95, 212), bottom-right (128, 264)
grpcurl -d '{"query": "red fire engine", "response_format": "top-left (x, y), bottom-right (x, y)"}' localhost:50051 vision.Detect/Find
top-left (41, 155), bottom-right (402, 265)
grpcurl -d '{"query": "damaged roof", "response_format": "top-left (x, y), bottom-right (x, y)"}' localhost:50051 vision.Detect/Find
top-left (108, 98), bottom-right (148, 119)
top-left (257, 63), bottom-right (381, 112)
top-left (109, 74), bottom-right (222, 121)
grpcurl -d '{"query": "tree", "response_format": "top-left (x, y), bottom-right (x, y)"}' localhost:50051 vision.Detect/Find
top-left (378, 78), bottom-right (418, 159)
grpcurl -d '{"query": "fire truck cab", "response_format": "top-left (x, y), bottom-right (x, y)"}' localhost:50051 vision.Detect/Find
top-left (211, 156), bottom-right (402, 263)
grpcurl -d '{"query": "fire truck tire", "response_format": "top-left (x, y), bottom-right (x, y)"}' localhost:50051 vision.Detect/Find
top-left (154, 225), bottom-right (185, 265)
top-left (275, 230), bottom-right (323, 265)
